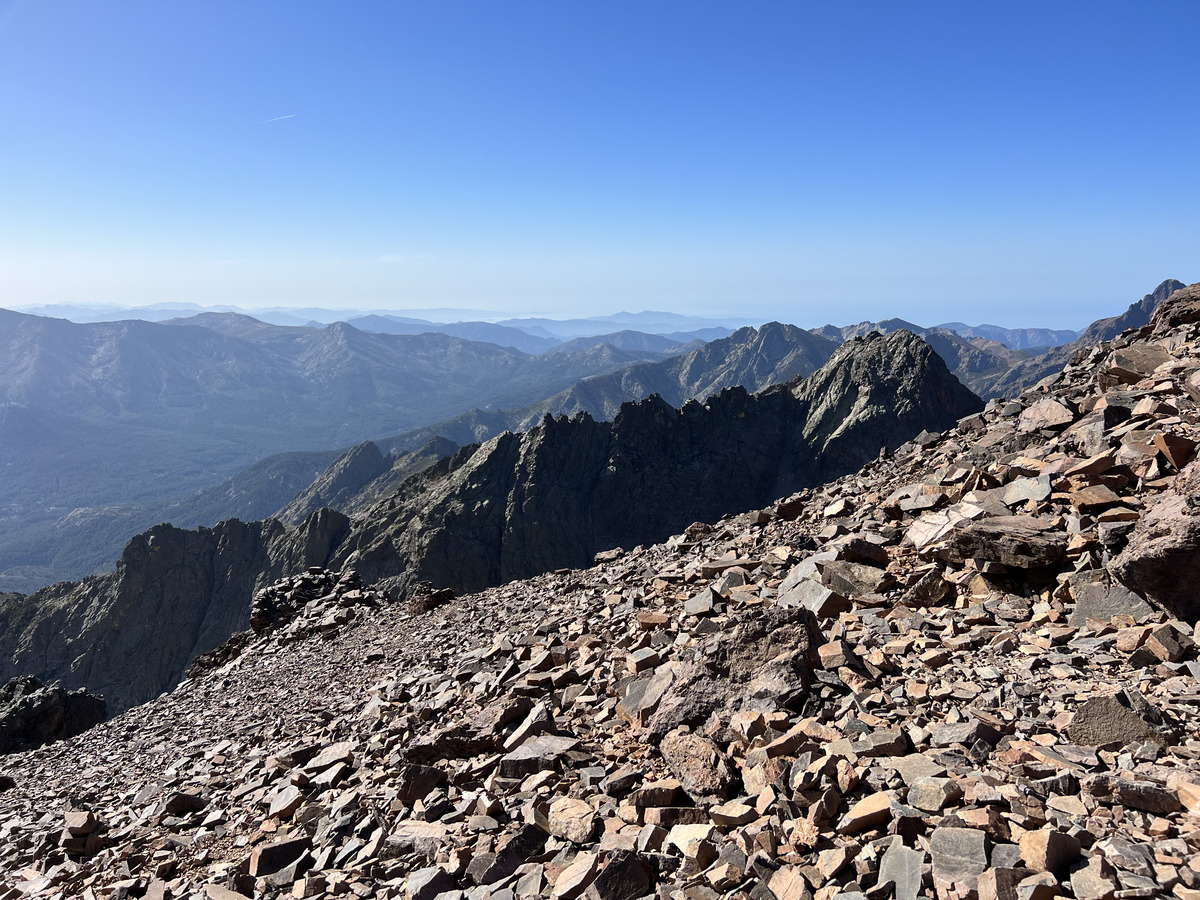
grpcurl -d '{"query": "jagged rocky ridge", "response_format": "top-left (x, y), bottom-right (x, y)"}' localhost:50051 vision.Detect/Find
top-left (275, 439), bottom-right (461, 528)
top-left (333, 331), bottom-right (981, 598)
top-left (1, 286), bottom-right (1200, 899)
top-left (370, 323), bottom-right (840, 457)
top-left (0, 330), bottom-right (980, 716)
top-left (810, 280), bottom-right (1187, 402)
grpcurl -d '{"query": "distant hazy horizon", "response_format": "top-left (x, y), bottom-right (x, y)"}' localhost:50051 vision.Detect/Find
top-left (1, 2), bottom-right (1195, 330)
top-left (6, 281), bottom-right (1174, 334)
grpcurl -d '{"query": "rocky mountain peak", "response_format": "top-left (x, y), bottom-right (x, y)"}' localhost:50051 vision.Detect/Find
top-left (330, 329), bottom-right (981, 598)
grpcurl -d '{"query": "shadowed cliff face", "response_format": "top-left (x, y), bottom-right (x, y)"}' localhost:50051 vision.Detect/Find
top-left (0, 330), bottom-right (980, 714)
top-left (0, 510), bottom-right (350, 715)
top-left (332, 330), bottom-right (984, 595)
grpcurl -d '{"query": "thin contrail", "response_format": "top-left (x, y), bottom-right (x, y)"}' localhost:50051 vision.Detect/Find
top-left (262, 114), bottom-right (296, 123)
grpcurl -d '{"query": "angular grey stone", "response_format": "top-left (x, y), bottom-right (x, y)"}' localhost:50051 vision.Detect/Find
top-left (407, 866), bottom-right (456, 900)
top-left (1067, 579), bottom-right (1154, 627)
top-left (465, 824), bottom-right (546, 886)
top-left (1084, 775), bottom-right (1181, 814)
top-left (779, 552), bottom-right (838, 594)
top-left (930, 826), bottom-right (989, 888)
top-left (885, 753), bottom-right (947, 786)
top-left (498, 734), bottom-right (579, 778)
top-left (778, 579), bottom-right (850, 617)
top-left (931, 719), bottom-right (1001, 748)
top-left (940, 516), bottom-right (1065, 569)
top-left (583, 850), bottom-right (652, 900)
top-left (1000, 476), bottom-right (1053, 507)
top-left (907, 776), bottom-right (963, 812)
top-left (878, 838), bottom-right (924, 900)
top-left (1068, 694), bottom-right (1162, 748)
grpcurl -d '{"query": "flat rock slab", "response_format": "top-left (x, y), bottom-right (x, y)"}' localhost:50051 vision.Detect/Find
top-left (930, 826), bottom-right (989, 888)
top-left (1067, 579), bottom-right (1154, 627)
top-left (941, 516), bottom-right (1065, 568)
top-left (878, 838), bottom-right (924, 900)
top-left (498, 734), bottom-right (579, 777)
top-left (1018, 399), bottom-right (1076, 432)
top-left (1068, 693), bottom-right (1163, 747)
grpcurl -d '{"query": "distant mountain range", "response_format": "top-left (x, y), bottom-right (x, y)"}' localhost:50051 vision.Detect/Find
top-left (372, 322), bottom-right (839, 455)
top-left (12, 302), bottom-right (751, 334)
top-left (13, 300), bottom-right (1080, 351)
top-left (0, 311), bottom-right (689, 591)
top-left (0, 280), bottom-right (1183, 592)
top-left (0, 327), bottom-right (982, 714)
top-left (932, 322), bottom-right (1079, 350)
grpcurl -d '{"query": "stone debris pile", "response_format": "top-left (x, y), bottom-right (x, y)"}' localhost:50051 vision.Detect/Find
top-left (249, 568), bottom-right (385, 640)
top-left (2, 284), bottom-right (1200, 899)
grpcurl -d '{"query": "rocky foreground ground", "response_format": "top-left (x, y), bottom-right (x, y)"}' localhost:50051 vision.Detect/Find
top-left (3, 286), bottom-right (1200, 900)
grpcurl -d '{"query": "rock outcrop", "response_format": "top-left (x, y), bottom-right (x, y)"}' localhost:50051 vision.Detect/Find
top-left (332, 330), bottom-right (983, 596)
top-left (0, 510), bottom-right (351, 715)
top-left (275, 437), bottom-right (460, 526)
top-left (274, 441), bottom-right (390, 527)
top-left (0, 676), bottom-right (105, 755)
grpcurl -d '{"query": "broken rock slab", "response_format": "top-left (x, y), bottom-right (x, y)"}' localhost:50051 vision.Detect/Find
top-left (1068, 692), bottom-right (1166, 747)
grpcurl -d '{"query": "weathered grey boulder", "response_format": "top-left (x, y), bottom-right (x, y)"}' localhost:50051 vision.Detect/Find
top-left (1112, 457), bottom-right (1200, 621)
top-left (645, 606), bottom-right (820, 739)
top-left (940, 516), bottom-right (1065, 569)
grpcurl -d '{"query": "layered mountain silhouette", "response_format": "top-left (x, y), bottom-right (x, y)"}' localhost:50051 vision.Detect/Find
top-left (0, 329), bottom-right (981, 714)
top-left (0, 312), bottom-right (681, 590)
top-left (373, 322), bottom-right (840, 454)
top-left (933, 322), bottom-right (1079, 350)
top-left (810, 279), bottom-right (1185, 399)
top-left (0, 281), bottom-right (1182, 594)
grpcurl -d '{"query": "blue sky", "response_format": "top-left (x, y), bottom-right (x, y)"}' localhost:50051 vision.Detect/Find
top-left (0, 2), bottom-right (1196, 328)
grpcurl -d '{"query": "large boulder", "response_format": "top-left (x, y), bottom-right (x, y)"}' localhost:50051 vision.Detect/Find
top-left (0, 676), bottom-right (106, 755)
top-left (1112, 457), bottom-right (1200, 622)
top-left (645, 605), bottom-right (821, 739)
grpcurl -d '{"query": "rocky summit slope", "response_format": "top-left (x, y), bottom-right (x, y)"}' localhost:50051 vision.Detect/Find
top-left (327, 330), bottom-right (981, 598)
top-left (2, 287), bottom-right (1200, 899)
top-left (0, 329), bottom-right (978, 717)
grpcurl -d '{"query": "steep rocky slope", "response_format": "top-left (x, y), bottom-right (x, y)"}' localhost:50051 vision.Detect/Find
top-left (330, 331), bottom-right (980, 600)
top-left (0, 510), bottom-right (352, 715)
top-left (0, 331), bottom-right (977, 716)
top-left (275, 439), bottom-right (460, 528)
top-left (2, 287), bottom-right (1200, 900)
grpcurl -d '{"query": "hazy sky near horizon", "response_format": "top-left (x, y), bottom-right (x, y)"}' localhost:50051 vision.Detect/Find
top-left (0, 2), bottom-right (1196, 329)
